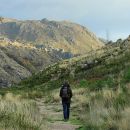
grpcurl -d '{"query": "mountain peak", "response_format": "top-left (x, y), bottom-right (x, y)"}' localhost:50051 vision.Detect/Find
top-left (0, 18), bottom-right (104, 55)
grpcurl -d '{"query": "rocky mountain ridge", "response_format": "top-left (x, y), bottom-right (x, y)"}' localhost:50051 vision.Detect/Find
top-left (0, 17), bottom-right (103, 55)
top-left (0, 17), bottom-right (104, 87)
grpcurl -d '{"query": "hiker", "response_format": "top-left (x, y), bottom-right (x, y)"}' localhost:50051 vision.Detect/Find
top-left (59, 81), bottom-right (73, 121)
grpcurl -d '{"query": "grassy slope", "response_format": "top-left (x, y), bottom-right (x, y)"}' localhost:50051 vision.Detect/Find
top-left (18, 41), bottom-right (130, 91)
top-left (1, 41), bottom-right (130, 130)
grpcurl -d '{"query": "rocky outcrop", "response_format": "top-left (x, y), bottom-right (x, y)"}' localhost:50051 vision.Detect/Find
top-left (0, 18), bottom-right (104, 55)
top-left (0, 48), bottom-right (31, 87)
top-left (0, 40), bottom-right (59, 87)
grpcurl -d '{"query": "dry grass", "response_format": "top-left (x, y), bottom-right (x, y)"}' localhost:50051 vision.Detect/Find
top-left (44, 86), bottom-right (130, 130)
top-left (77, 88), bottom-right (130, 130)
top-left (51, 90), bottom-right (61, 103)
top-left (0, 93), bottom-right (43, 130)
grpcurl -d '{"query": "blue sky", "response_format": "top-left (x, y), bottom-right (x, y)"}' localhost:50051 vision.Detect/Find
top-left (0, 0), bottom-right (130, 41)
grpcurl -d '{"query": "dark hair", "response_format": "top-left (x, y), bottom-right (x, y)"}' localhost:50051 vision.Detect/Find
top-left (63, 81), bottom-right (70, 88)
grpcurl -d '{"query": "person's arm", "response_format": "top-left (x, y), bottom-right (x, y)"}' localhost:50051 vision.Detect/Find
top-left (69, 88), bottom-right (73, 98)
top-left (59, 87), bottom-right (62, 98)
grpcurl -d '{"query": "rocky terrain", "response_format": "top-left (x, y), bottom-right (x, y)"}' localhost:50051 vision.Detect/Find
top-left (0, 40), bottom-right (58, 87)
top-left (0, 17), bottom-right (103, 55)
top-left (0, 38), bottom-right (78, 87)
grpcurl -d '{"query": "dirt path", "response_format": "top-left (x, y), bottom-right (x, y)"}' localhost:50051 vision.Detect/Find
top-left (35, 99), bottom-right (80, 130)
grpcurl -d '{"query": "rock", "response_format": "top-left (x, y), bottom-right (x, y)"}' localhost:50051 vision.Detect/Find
top-left (0, 17), bottom-right (104, 55)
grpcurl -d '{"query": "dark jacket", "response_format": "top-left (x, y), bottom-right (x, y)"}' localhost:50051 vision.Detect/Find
top-left (60, 83), bottom-right (72, 103)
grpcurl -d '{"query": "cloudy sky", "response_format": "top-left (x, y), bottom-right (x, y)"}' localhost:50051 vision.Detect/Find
top-left (0, 0), bottom-right (130, 41)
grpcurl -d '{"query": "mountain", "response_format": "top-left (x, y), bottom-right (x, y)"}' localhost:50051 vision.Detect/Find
top-left (0, 17), bottom-right (104, 87)
top-left (0, 17), bottom-right (103, 55)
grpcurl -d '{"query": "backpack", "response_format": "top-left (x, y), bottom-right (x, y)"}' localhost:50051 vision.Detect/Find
top-left (62, 86), bottom-right (69, 98)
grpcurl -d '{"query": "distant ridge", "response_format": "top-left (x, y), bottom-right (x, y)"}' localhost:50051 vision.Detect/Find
top-left (0, 17), bottom-right (104, 55)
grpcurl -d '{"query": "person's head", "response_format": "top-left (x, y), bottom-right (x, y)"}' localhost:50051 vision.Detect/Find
top-left (63, 81), bottom-right (70, 88)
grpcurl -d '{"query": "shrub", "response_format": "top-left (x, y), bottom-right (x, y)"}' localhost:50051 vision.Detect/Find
top-left (123, 67), bottom-right (130, 83)
top-left (113, 93), bottom-right (129, 111)
top-left (80, 80), bottom-right (88, 88)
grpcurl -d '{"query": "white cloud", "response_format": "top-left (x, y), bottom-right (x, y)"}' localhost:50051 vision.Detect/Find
top-left (0, 0), bottom-right (130, 40)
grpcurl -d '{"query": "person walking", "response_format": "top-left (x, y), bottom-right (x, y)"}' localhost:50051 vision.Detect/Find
top-left (59, 81), bottom-right (73, 121)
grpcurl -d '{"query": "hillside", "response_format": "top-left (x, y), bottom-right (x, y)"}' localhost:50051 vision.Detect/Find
top-left (0, 39), bottom-right (60, 87)
top-left (19, 35), bottom-right (130, 87)
top-left (0, 17), bottom-right (104, 87)
top-left (0, 39), bottom-right (78, 87)
top-left (0, 17), bottom-right (103, 55)
top-left (13, 36), bottom-right (130, 130)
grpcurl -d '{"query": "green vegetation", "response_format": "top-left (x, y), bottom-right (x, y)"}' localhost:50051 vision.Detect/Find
top-left (77, 125), bottom-right (99, 130)
top-left (0, 41), bottom-right (130, 129)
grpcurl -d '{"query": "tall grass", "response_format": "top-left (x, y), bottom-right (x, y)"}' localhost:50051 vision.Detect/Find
top-left (0, 93), bottom-right (43, 130)
top-left (48, 79), bottom-right (130, 130)
top-left (76, 88), bottom-right (130, 130)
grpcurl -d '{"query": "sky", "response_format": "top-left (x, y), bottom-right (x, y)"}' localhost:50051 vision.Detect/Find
top-left (0, 0), bottom-right (130, 41)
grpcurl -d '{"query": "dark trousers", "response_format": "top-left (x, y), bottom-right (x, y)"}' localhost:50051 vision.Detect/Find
top-left (62, 102), bottom-right (70, 120)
